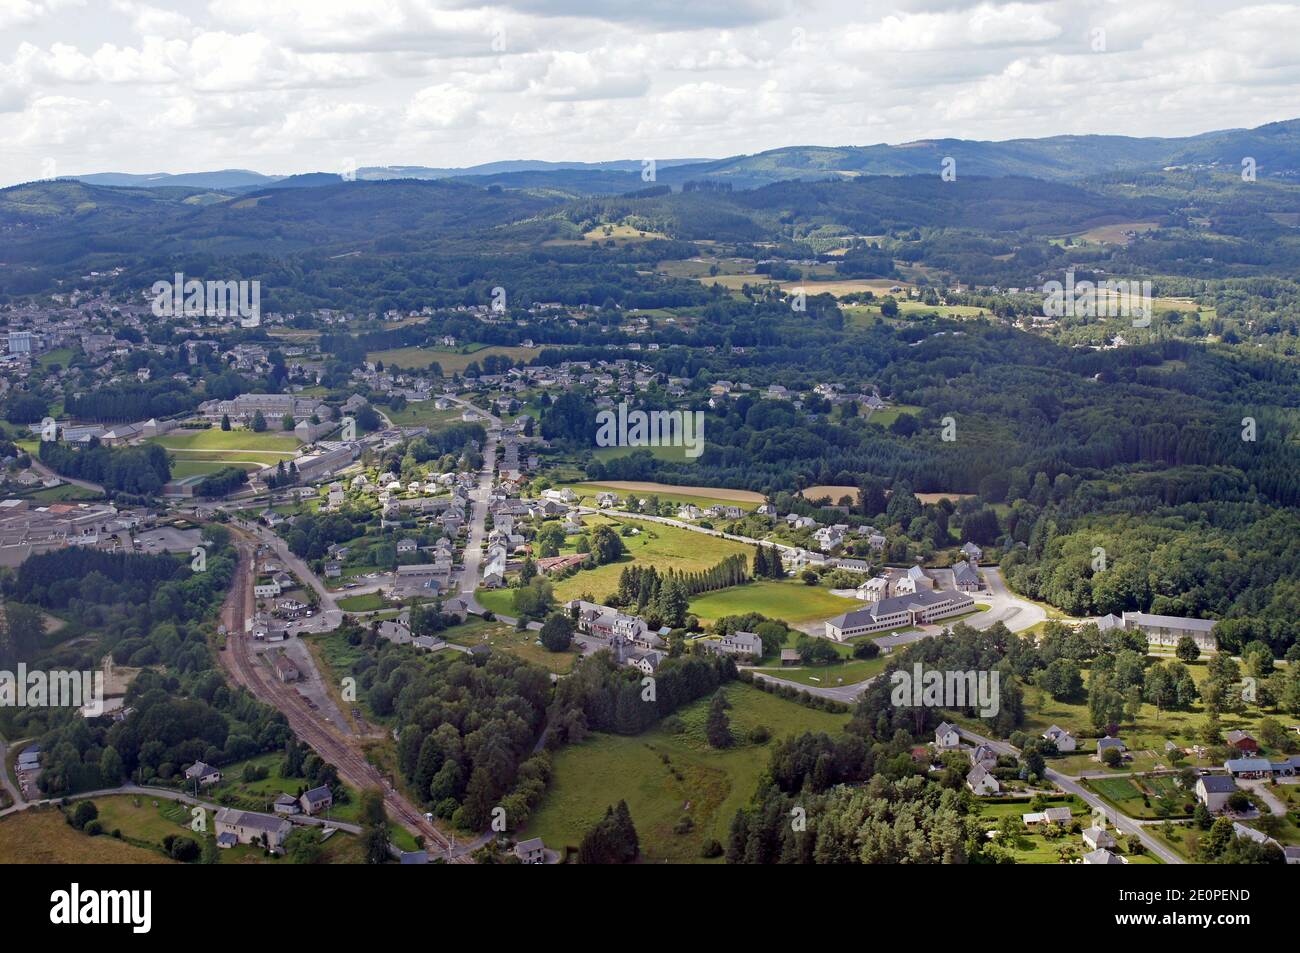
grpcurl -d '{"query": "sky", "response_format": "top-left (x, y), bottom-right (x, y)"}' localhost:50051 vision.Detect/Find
top-left (2, 0), bottom-right (1299, 186)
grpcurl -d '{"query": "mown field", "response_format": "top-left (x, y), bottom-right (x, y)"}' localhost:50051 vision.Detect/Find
top-left (523, 682), bottom-right (850, 862)
top-left (754, 653), bottom-right (888, 688)
top-left (152, 428), bottom-right (301, 478)
top-left (0, 806), bottom-right (173, 864)
top-left (687, 580), bottom-right (861, 625)
top-left (546, 517), bottom-right (753, 604)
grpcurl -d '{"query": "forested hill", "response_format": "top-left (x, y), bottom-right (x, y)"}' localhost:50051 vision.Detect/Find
top-left (54, 117), bottom-right (1300, 192)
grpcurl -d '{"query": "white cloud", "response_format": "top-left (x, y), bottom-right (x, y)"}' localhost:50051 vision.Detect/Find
top-left (404, 82), bottom-right (480, 129)
top-left (1, 0), bottom-right (1298, 183)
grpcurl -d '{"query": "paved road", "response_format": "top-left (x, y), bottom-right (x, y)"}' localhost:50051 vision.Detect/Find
top-left (28, 455), bottom-right (104, 494)
top-left (955, 725), bottom-right (1185, 864)
top-left (972, 566), bottom-right (1048, 633)
top-left (746, 668), bottom-right (879, 703)
top-left (229, 516), bottom-right (345, 634)
top-left (0, 738), bottom-right (25, 808)
top-left (447, 397), bottom-right (501, 611)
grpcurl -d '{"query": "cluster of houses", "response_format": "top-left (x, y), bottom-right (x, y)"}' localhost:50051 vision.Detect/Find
top-left (565, 598), bottom-right (671, 674)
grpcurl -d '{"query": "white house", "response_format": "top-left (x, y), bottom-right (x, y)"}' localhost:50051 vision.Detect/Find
top-left (1195, 775), bottom-right (1239, 813)
top-left (966, 764), bottom-right (1000, 795)
top-left (935, 722), bottom-right (961, 749)
top-left (1043, 725), bottom-right (1078, 752)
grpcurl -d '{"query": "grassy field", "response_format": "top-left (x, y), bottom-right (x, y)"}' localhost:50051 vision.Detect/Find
top-left (88, 793), bottom-right (364, 863)
top-left (382, 404), bottom-right (463, 430)
top-left (441, 618), bottom-right (579, 674)
top-left (206, 753), bottom-right (367, 824)
top-left (523, 682), bottom-right (850, 862)
top-left (169, 459), bottom-right (262, 479)
top-left (547, 517), bottom-right (753, 604)
top-left (561, 481), bottom-right (763, 509)
top-left (754, 653), bottom-right (888, 688)
top-left (688, 580), bottom-right (861, 625)
top-left (0, 806), bottom-right (173, 864)
top-left (337, 592), bottom-right (390, 613)
top-left (867, 404), bottom-right (922, 427)
top-left (592, 444), bottom-right (694, 463)
top-left (1084, 775), bottom-right (1196, 820)
top-left (152, 429), bottom-right (300, 478)
top-left (367, 344), bottom-right (540, 375)
top-left (798, 484), bottom-right (859, 503)
top-left (155, 429), bottom-right (301, 452)
top-left (20, 483), bottom-right (101, 502)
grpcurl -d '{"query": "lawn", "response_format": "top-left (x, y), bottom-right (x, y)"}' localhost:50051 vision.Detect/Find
top-left (867, 404), bottom-right (922, 428)
top-left (207, 753), bottom-right (367, 824)
top-left (338, 592), bottom-right (390, 613)
top-left (592, 443), bottom-right (694, 463)
top-left (169, 459), bottom-right (261, 479)
top-left (754, 653), bottom-right (887, 688)
top-left (688, 580), bottom-right (861, 625)
top-left (152, 429), bottom-right (300, 477)
top-left (523, 682), bottom-right (850, 862)
top-left (475, 587), bottom-right (516, 617)
top-left (0, 807), bottom-right (172, 864)
top-left (20, 483), bottom-right (101, 502)
top-left (1085, 774), bottom-right (1196, 820)
top-left (154, 429), bottom-right (301, 452)
top-left (382, 404), bottom-right (463, 430)
top-left (88, 793), bottom-right (363, 863)
top-left (542, 518), bottom-right (753, 604)
top-left (441, 618), bottom-right (578, 674)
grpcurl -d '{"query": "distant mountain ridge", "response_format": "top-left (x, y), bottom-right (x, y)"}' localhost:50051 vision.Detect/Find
top-left (45, 117), bottom-right (1300, 195)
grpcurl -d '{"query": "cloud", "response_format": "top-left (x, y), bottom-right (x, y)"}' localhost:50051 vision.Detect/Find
top-left (0, 0), bottom-right (82, 30)
top-left (404, 82), bottom-right (481, 129)
top-left (2, 0), bottom-right (1299, 183)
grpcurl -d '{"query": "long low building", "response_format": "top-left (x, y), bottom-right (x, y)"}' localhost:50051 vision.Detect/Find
top-left (825, 588), bottom-right (975, 641)
top-left (1120, 611), bottom-right (1218, 652)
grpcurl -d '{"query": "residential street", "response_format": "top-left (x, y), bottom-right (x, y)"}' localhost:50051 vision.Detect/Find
top-left (956, 725), bottom-right (1186, 864)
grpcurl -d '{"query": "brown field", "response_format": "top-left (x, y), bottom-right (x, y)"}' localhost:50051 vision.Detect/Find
top-left (915, 492), bottom-right (975, 504)
top-left (1075, 222), bottom-right (1160, 244)
top-left (578, 480), bottom-right (765, 503)
top-left (799, 485), bottom-right (859, 503)
top-left (0, 808), bottom-right (173, 864)
top-left (779, 278), bottom-right (915, 298)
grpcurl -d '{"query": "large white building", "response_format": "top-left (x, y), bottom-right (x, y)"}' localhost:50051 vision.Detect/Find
top-left (1121, 611), bottom-right (1218, 652)
top-left (825, 588), bottom-right (975, 641)
top-left (198, 393), bottom-right (329, 425)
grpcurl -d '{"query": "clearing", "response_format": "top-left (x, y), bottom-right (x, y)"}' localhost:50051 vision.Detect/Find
top-left (523, 682), bottom-right (850, 862)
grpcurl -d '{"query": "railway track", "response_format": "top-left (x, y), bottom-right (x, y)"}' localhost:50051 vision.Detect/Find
top-left (218, 536), bottom-right (471, 863)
